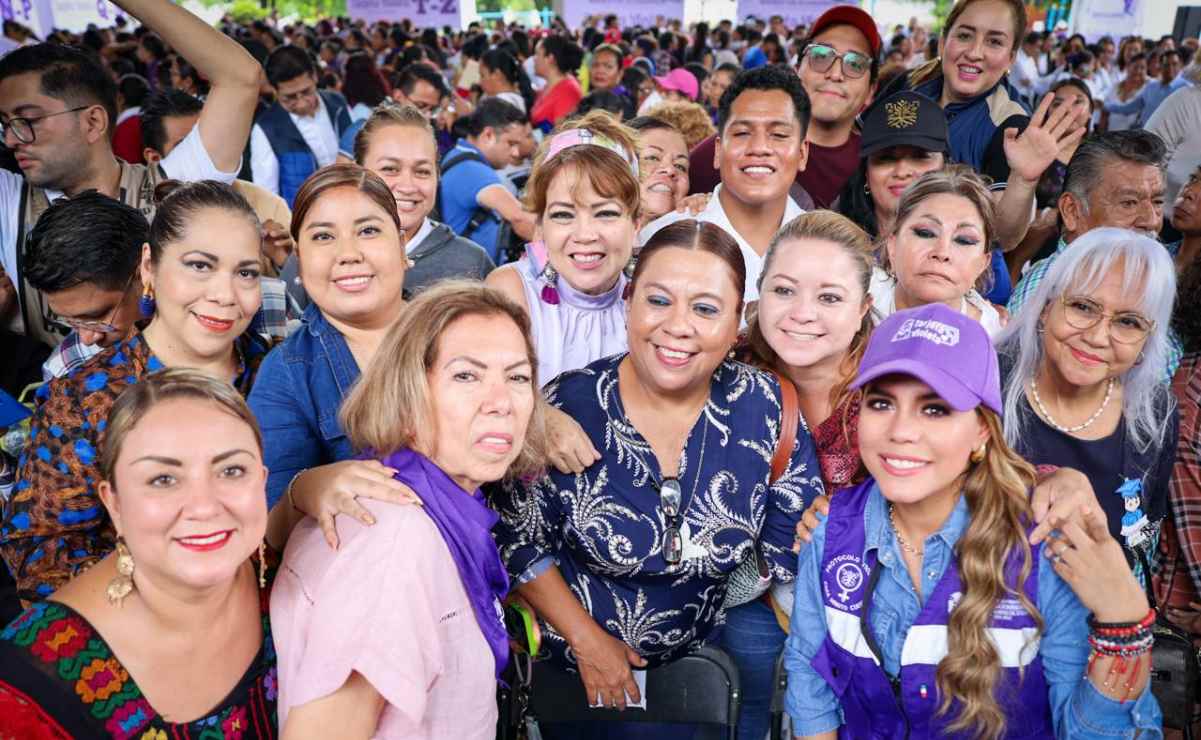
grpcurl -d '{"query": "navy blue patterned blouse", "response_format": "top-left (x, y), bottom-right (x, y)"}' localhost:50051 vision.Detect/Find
top-left (492, 354), bottom-right (824, 668)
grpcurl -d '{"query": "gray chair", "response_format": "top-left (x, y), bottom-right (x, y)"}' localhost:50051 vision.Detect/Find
top-left (528, 645), bottom-right (742, 740)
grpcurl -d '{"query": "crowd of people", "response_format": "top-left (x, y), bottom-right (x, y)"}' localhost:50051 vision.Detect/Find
top-left (0, 0), bottom-right (1197, 737)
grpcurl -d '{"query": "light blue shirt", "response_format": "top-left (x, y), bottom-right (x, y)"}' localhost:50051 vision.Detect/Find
top-left (1106, 79), bottom-right (1181, 128)
top-left (783, 483), bottom-right (1163, 738)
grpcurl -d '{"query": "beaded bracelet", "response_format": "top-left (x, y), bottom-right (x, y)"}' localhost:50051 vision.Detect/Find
top-left (1088, 609), bottom-right (1156, 634)
top-left (1089, 635), bottom-right (1154, 656)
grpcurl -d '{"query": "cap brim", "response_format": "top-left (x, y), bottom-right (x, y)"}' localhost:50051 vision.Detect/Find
top-left (851, 359), bottom-right (982, 412)
top-left (860, 133), bottom-right (947, 159)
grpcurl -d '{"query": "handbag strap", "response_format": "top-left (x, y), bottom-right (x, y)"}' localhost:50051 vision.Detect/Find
top-left (770, 370), bottom-right (799, 484)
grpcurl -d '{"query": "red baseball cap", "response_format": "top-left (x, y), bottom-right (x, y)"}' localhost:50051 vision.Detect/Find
top-left (807, 5), bottom-right (882, 58)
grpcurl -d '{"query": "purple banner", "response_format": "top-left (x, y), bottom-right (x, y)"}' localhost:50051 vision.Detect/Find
top-left (561, 0), bottom-right (684, 34)
top-left (347, 0), bottom-right (461, 29)
top-left (735, 0), bottom-right (843, 29)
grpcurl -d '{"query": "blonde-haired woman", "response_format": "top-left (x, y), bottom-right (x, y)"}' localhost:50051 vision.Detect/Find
top-left (271, 282), bottom-right (546, 739)
top-left (872, 166), bottom-right (1007, 337)
top-left (784, 303), bottom-right (1162, 739)
top-left (745, 211), bottom-right (876, 493)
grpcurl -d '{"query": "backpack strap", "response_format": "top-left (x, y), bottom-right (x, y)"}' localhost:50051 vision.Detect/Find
top-left (770, 369), bottom-right (798, 484)
top-left (441, 150), bottom-right (499, 239)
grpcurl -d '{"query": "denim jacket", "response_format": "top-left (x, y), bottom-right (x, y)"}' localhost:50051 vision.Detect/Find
top-left (248, 303), bottom-right (359, 508)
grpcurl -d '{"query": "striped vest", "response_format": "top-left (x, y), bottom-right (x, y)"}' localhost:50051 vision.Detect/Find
top-left (812, 480), bottom-right (1051, 739)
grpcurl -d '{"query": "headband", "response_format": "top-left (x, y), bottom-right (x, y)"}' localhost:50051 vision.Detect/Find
top-left (544, 128), bottom-right (640, 179)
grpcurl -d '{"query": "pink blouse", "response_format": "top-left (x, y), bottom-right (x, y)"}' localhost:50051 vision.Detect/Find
top-left (271, 502), bottom-right (498, 739)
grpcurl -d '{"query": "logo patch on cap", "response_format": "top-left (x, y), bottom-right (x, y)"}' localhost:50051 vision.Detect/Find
top-left (885, 98), bottom-right (919, 129)
top-left (892, 318), bottom-right (960, 347)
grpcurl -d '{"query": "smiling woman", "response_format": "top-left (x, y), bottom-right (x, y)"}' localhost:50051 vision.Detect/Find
top-left (492, 219), bottom-right (824, 739)
top-left (996, 227), bottom-right (1179, 587)
top-left (1, 180), bottom-right (273, 602)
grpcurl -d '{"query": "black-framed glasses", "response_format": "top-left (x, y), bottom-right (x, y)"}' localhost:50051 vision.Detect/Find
top-left (803, 43), bottom-right (872, 79)
top-left (1060, 295), bottom-right (1155, 345)
top-left (278, 83), bottom-right (318, 106)
top-left (1, 106), bottom-right (90, 145)
top-left (660, 477), bottom-right (683, 565)
top-left (44, 270), bottom-right (137, 336)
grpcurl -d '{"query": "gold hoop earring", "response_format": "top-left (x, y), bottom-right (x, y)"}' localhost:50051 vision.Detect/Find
top-left (970, 443), bottom-right (987, 465)
top-left (106, 537), bottom-right (136, 606)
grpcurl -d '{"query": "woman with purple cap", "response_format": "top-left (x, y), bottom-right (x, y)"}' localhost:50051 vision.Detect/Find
top-left (784, 302), bottom-right (1162, 739)
top-left (271, 281), bottom-right (546, 737)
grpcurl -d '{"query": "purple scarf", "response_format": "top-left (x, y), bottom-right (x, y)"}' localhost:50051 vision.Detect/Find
top-left (379, 448), bottom-right (510, 678)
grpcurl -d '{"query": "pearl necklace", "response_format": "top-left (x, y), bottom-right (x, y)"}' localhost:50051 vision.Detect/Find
top-left (1030, 376), bottom-right (1115, 434)
top-left (889, 504), bottom-right (923, 558)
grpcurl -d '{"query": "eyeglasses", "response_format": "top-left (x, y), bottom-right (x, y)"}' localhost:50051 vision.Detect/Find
top-left (802, 43), bottom-right (872, 79)
top-left (1, 106), bottom-right (90, 145)
top-left (660, 477), bottom-right (683, 565)
top-left (1060, 295), bottom-right (1155, 344)
top-left (44, 271), bottom-right (137, 336)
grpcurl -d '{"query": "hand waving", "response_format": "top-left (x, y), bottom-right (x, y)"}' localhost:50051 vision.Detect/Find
top-left (1003, 92), bottom-right (1088, 185)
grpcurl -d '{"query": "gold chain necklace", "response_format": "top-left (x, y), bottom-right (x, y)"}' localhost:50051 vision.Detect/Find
top-left (889, 504), bottom-right (923, 558)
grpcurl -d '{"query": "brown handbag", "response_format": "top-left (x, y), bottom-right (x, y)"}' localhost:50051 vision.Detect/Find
top-left (769, 369), bottom-right (799, 484)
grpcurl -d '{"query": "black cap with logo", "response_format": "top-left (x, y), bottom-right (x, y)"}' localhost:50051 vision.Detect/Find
top-left (859, 91), bottom-right (949, 159)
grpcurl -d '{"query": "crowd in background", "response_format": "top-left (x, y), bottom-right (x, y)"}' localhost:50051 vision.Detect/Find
top-left (0, 0), bottom-right (1198, 737)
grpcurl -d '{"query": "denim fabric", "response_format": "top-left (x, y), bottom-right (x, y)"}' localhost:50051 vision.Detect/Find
top-left (248, 303), bottom-right (360, 507)
top-left (716, 598), bottom-right (786, 740)
top-left (784, 482), bottom-right (1164, 738)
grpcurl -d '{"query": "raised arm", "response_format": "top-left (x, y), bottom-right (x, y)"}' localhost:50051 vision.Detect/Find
top-left (110, 0), bottom-right (262, 173)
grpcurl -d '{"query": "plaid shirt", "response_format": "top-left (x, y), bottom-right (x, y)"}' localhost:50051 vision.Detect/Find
top-left (41, 276), bottom-right (294, 380)
top-left (1156, 353), bottom-right (1201, 612)
top-left (1008, 238), bottom-right (1183, 383)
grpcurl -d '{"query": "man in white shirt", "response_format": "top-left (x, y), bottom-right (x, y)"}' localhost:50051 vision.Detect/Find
top-left (249, 45), bottom-right (353, 206)
top-left (1147, 68), bottom-right (1201, 217)
top-left (0, 0), bottom-right (261, 350)
top-left (1011, 32), bottom-right (1043, 105)
top-left (640, 65), bottom-right (809, 305)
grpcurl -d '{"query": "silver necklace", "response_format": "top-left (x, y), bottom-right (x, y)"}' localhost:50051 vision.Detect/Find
top-left (1031, 376), bottom-right (1115, 434)
top-left (889, 504), bottom-right (923, 558)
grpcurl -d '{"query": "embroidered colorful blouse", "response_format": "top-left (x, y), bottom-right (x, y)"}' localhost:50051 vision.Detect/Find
top-left (0, 556), bottom-right (278, 740)
top-left (0, 330), bottom-right (268, 603)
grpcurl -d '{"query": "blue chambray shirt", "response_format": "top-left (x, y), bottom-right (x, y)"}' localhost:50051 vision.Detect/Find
top-left (784, 483), bottom-right (1163, 738)
top-left (248, 303), bottom-right (360, 507)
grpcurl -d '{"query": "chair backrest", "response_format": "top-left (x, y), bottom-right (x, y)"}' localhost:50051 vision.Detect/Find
top-left (529, 645), bottom-right (741, 734)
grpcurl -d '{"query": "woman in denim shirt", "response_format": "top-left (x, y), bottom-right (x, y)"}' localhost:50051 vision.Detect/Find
top-left (784, 303), bottom-right (1161, 739)
top-left (249, 164), bottom-right (412, 529)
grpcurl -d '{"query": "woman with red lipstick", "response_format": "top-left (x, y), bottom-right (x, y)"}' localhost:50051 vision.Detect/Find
top-left (1, 369), bottom-right (280, 738)
top-left (997, 227), bottom-right (1179, 591)
top-left (4, 180), bottom-right (274, 603)
top-left (272, 282), bottom-right (546, 739)
top-left (487, 110), bottom-right (641, 387)
top-left (493, 221), bottom-right (825, 739)
top-left (783, 302), bottom-right (1162, 739)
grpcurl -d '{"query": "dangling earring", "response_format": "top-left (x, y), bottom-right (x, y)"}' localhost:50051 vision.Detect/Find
top-left (539, 262), bottom-right (560, 305)
top-left (622, 255), bottom-right (637, 300)
top-left (970, 443), bottom-right (987, 465)
top-left (106, 537), bottom-right (136, 606)
top-left (138, 284), bottom-right (156, 318)
top-left (257, 541), bottom-right (268, 589)
top-left (1135, 351), bottom-right (1145, 366)
top-left (863, 182), bottom-right (871, 195)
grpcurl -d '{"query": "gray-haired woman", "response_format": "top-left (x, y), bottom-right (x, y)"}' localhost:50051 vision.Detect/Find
top-left (996, 226), bottom-right (1179, 585)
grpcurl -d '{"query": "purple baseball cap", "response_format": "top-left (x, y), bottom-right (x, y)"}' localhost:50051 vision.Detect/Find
top-left (851, 303), bottom-right (1002, 415)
